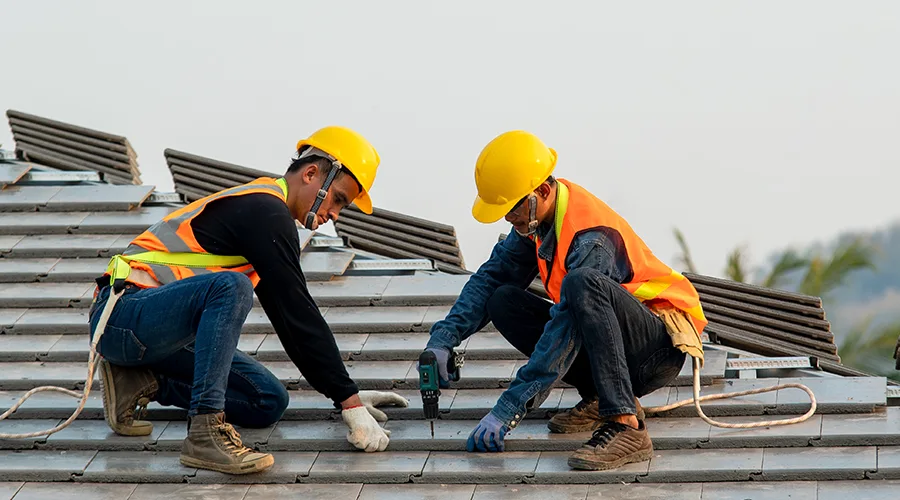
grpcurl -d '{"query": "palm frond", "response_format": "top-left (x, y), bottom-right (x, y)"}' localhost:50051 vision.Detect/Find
top-left (761, 249), bottom-right (809, 289)
top-left (724, 245), bottom-right (748, 283)
top-left (672, 227), bottom-right (698, 274)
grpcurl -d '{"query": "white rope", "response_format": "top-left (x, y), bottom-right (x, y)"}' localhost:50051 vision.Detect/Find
top-left (645, 356), bottom-right (818, 428)
top-left (0, 288), bottom-right (123, 439)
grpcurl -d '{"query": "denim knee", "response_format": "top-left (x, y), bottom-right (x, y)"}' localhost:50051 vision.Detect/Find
top-left (238, 383), bottom-right (289, 428)
top-left (561, 267), bottom-right (613, 311)
top-left (209, 272), bottom-right (254, 313)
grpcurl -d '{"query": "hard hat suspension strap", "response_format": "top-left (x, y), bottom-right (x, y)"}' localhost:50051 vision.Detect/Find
top-left (304, 160), bottom-right (341, 229)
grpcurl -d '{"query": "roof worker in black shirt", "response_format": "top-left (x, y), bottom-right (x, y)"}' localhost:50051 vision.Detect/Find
top-left (88, 126), bottom-right (407, 475)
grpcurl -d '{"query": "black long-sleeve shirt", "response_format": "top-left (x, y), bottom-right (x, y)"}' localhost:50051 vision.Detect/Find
top-left (189, 192), bottom-right (359, 404)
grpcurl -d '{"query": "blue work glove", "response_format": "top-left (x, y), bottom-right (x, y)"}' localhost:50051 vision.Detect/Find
top-left (421, 347), bottom-right (452, 389)
top-left (466, 412), bottom-right (508, 452)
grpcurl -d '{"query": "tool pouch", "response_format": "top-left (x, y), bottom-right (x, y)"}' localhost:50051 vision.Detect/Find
top-left (651, 303), bottom-right (705, 368)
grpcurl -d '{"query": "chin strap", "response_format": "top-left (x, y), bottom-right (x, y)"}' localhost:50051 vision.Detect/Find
top-left (299, 147), bottom-right (343, 229)
top-left (514, 195), bottom-right (539, 237)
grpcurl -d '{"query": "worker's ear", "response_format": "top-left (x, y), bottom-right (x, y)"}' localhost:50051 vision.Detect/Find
top-left (302, 163), bottom-right (319, 185)
top-left (535, 182), bottom-right (553, 200)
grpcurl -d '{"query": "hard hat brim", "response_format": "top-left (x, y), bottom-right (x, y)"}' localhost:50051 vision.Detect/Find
top-left (471, 195), bottom-right (518, 224)
top-left (353, 189), bottom-right (373, 214)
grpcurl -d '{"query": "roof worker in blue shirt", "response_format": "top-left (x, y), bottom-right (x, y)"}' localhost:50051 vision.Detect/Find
top-left (424, 131), bottom-right (707, 471)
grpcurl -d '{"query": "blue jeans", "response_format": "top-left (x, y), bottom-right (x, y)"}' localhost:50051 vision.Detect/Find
top-left (487, 268), bottom-right (686, 423)
top-left (89, 272), bottom-right (289, 428)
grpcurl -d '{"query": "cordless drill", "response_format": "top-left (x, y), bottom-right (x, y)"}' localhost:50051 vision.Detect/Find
top-left (418, 349), bottom-right (461, 438)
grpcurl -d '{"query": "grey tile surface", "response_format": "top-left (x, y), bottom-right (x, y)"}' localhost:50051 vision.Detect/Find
top-left (338, 361), bottom-right (414, 390)
top-left (774, 377), bottom-right (885, 413)
top-left (673, 349), bottom-right (726, 386)
top-left (8, 234), bottom-right (123, 258)
top-left (11, 309), bottom-right (89, 334)
top-left (265, 421), bottom-right (355, 451)
top-left (418, 452), bottom-right (540, 484)
top-left (645, 448), bottom-right (763, 482)
top-left (704, 414), bottom-right (822, 448)
top-left (644, 417), bottom-right (711, 449)
top-left (463, 333), bottom-right (524, 360)
top-left (245, 483), bottom-right (363, 500)
top-left (0, 186), bottom-right (62, 211)
top-left (0, 258), bottom-right (59, 282)
top-left (383, 420), bottom-right (477, 451)
top-left (761, 446), bottom-right (877, 480)
top-left (300, 252), bottom-right (354, 280)
top-left (0, 482), bottom-right (21, 499)
top-left (408, 360), bottom-right (518, 389)
top-left (43, 185), bottom-right (154, 212)
top-left (284, 390), bottom-right (342, 420)
top-left (0, 164), bottom-right (30, 187)
top-left (257, 334), bottom-right (366, 361)
top-left (357, 333), bottom-right (428, 360)
top-left (0, 283), bottom-right (92, 308)
top-left (664, 379), bottom-right (779, 417)
top-left (324, 306), bottom-right (429, 333)
top-left (377, 389), bottom-right (457, 420)
top-left (305, 276), bottom-right (392, 306)
top-left (191, 452), bottom-right (318, 484)
top-left (587, 483), bottom-right (702, 499)
top-left (43, 335), bottom-right (93, 361)
top-left (237, 333), bottom-right (266, 355)
top-left (0, 419), bottom-right (60, 449)
top-left (360, 483), bottom-right (476, 500)
top-left (11, 482), bottom-right (137, 500)
top-left (529, 451), bottom-right (648, 484)
top-left (0, 450), bottom-right (97, 481)
top-left (818, 480), bottom-right (900, 500)
top-left (0, 236), bottom-right (22, 254)
top-left (379, 275), bottom-right (469, 305)
top-left (129, 483), bottom-right (250, 500)
top-left (76, 206), bottom-right (177, 233)
top-left (0, 335), bottom-right (60, 362)
top-left (0, 390), bottom-right (104, 420)
top-left (0, 361), bottom-right (97, 390)
top-left (0, 212), bottom-right (88, 234)
top-left (872, 446), bottom-right (900, 479)
top-left (307, 451), bottom-right (429, 483)
top-left (818, 407), bottom-right (900, 446)
top-left (504, 421), bottom-right (593, 452)
top-left (474, 484), bottom-right (588, 499)
top-left (44, 420), bottom-right (165, 451)
top-left (699, 481), bottom-right (817, 500)
top-left (44, 258), bottom-right (107, 281)
top-left (420, 305), bottom-right (456, 331)
top-left (79, 451), bottom-right (197, 483)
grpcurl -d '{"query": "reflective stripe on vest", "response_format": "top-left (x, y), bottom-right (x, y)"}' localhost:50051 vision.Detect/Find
top-left (534, 179), bottom-right (708, 334)
top-left (107, 177), bottom-right (289, 288)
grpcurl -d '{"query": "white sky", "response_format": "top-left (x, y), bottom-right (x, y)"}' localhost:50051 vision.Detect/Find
top-left (2, 0), bottom-right (898, 276)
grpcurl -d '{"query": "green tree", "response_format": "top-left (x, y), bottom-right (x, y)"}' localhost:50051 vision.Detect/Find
top-left (672, 227), bottom-right (895, 379)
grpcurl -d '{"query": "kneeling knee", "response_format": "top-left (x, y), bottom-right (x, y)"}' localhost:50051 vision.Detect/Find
top-left (561, 268), bottom-right (612, 305)
top-left (243, 384), bottom-right (289, 428)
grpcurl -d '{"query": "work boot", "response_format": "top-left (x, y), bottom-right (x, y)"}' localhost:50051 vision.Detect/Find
top-left (98, 358), bottom-right (158, 436)
top-left (567, 420), bottom-right (653, 471)
top-left (548, 397), bottom-right (646, 434)
top-left (180, 413), bottom-right (274, 475)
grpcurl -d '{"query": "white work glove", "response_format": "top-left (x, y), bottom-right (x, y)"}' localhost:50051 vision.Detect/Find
top-left (357, 390), bottom-right (409, 422)
top-left (342, 406), bottom-right (391, 452)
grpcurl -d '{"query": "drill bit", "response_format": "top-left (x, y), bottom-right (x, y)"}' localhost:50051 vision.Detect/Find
top-left (430, 420), bottom-right (434, 438)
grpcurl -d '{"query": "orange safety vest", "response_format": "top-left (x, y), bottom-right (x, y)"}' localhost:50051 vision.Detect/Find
top-left (534, 179), bottom-right (708, 334)
top-left (118, 177), bottom-right (288, 288)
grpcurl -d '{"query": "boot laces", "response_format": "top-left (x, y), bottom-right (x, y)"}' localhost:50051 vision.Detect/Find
top-left (586, 421), bottom-right (629, 448)
top-left (215, 422), bottom-right (253, 457)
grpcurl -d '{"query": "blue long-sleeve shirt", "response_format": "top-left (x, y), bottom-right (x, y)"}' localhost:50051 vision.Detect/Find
top-left (426, 221), bottom-right (633, 426)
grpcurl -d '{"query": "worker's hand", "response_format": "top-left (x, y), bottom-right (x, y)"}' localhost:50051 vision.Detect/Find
top-left (423, 347), bottom-right (451, 388)
top-left (342, 405), bottom-right (391, 452)
top-left (357, 390), bottom-right (409, 422)
top-left (466, 412), bottom-right (508, 452)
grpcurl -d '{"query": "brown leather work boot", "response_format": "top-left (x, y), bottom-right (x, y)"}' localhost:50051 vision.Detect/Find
top-left (180, 413), bottom-right (274, 474)
top-left (567, 420), bottom-right (653, 471)
top-left (548, 397), bottom-right (646, 434)
top-left (98, 358), bottom-right (158, 436)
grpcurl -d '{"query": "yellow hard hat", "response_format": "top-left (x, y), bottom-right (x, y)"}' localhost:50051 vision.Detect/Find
top-left (471, 130), bottom-right (558, 224)
top-left (296, 125), bottom-right (380, 214)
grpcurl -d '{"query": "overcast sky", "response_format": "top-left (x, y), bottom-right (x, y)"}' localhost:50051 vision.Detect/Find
top-left (2, 1), bottom-right (898, 276)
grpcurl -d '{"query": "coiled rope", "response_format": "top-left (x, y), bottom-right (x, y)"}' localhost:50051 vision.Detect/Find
top-left (645, 356), bottom-right (818, 428)
top-left (0, 288), bottom-right (123, 438)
